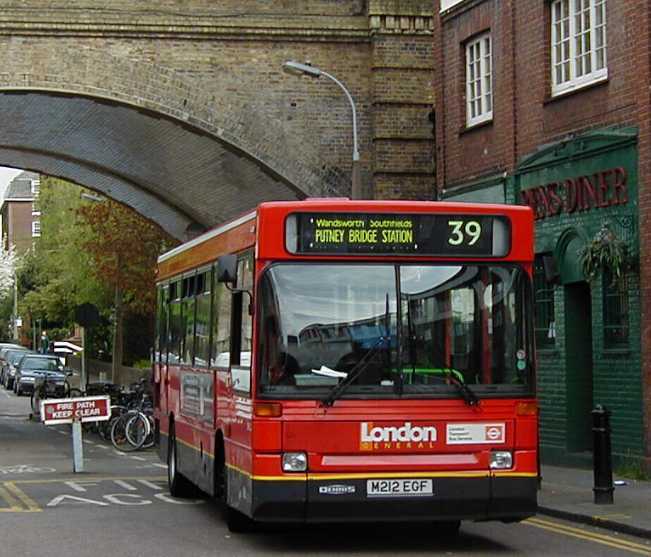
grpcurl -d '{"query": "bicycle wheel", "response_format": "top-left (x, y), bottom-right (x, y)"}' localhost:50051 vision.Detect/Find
top-left (124, 412), bottom-right (150, 450)
top-left (139, 415), bottom-right (156, 449)
top-left (100, 406), bottom-right (127, 441)
top-left (110, 411), bottom-right (142, 452)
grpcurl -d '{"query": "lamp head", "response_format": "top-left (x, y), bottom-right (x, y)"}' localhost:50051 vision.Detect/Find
top-left (282, 61), bottom-right (322, 78)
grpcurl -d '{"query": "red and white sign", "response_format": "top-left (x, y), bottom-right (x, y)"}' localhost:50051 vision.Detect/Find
top-left (41, 396), bottom-right (111, 426)
top-left (446, 423), bottom-right (506, 445)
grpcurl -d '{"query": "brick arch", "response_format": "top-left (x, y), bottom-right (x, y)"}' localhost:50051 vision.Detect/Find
top-left (0, 46), bottom-right (348, 237)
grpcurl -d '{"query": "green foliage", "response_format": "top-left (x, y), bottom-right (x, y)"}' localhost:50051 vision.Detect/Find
top-left (615, 452), bottom-right (650, 481)
top-left (579, 224), bottom-right (629, 286)
top-left (16, 176), bottom-right (176, 363)
top-left (132, 359), bottom-right (152, 370)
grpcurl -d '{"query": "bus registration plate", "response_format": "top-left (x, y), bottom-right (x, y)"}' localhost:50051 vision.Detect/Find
top-left (367, 479), bottom-right (433, 498)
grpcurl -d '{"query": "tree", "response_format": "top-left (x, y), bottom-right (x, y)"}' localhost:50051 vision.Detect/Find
top-left (76, 199), bottom-right (177, 377)
top-left (0, 244), bottom-right (19, 299)
top-left (16, 176), bottom-right (176, 370)
top-left (0, 243), bottom-right (20, 339)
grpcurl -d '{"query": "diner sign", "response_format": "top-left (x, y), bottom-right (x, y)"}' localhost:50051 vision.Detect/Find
top-left (520, 167), bottom-right (628, 220)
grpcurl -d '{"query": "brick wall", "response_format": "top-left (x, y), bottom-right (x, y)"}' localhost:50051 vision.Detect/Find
top-left (0, 0), bottom-right (435, 223)
top-left (435, 0), bottom-right (639, 191)
top-left (7, 202), bottom-right (34, 254)
top-left (435, 0), bottom-right (650, 468)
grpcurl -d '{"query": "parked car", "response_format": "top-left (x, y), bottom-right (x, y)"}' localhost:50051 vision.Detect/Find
top-left (2, 349), bottom-right (34, 390)
top-left (14, 355), bottom-right (65, 396)
top-left (0, 344), bottom-right (28, 384)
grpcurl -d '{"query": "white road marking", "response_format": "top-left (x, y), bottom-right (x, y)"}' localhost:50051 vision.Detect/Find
top-left (129, 456), bottom-right (146, 462)
top-left (137, 479), bottom-right (163, 490)
top-left (104, 493), bottom-right (152, 505)
top-left (47, 494), bottom-right (108, 507)
top-left (151, 463), bottom-right (168, 469)
top-left (113, 480), bottom-right (137, 491)
top-left (64, 480), bottom-right (100, 492)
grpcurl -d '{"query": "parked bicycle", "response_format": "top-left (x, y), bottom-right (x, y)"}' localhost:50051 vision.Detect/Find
top-left (109, 379), bottom-right (155, 452)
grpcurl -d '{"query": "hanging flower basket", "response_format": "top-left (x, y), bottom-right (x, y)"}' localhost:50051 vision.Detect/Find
top-left (579, 224), bottom-right (629, 285)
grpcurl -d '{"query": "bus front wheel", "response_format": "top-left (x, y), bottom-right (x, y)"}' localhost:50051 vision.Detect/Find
top-left (167, 423), bottom-right (194, 498)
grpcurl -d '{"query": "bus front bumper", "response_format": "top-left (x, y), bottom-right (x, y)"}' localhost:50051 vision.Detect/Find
top-left (251, 474), bottom-right (537, 523)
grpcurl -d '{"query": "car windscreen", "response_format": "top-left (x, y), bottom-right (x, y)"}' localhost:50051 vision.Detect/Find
top-left (20, 358), bottom-right (60, 371)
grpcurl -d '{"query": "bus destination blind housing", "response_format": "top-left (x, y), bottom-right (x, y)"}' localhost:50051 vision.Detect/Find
top-left (285, 213), bottom-right (511, 257)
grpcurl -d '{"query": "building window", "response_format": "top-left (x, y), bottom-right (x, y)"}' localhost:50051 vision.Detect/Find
top-left (466, 33), bottom-right (493, 127)
top-left (30, 179), bottom-right (40, 195)
top-left (534, 256), bottom-right (555, 348)
top-left (32, 221), bottom-right (41, 237)
top-left (603, 271), bottom-right (628, 348)
top-left (440, 0), bottom-right (466, 12)
top-left (551, 0), bottom-right (607, 96)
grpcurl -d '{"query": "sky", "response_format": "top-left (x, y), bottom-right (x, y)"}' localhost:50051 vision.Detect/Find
top-left (0, 166), bottom-right (23, 199)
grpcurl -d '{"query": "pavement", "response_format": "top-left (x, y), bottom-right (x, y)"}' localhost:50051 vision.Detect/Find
top-left (539, 463), bottom-right (651, 539)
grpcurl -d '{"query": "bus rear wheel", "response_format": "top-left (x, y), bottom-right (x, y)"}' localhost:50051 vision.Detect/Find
top-left (167, 423), bottom-right (195, 498)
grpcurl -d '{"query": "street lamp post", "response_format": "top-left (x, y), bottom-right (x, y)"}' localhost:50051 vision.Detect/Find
top-left (282, 61), bottom-right (363, 199)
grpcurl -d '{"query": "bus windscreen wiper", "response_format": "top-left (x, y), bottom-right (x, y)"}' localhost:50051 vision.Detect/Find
top-left (443, 370), bottom-right (480, 406)
top-left (321, 335), bottom-right (388, 407)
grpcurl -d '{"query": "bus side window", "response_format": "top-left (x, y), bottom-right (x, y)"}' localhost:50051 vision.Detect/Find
top-left (183, 274), bottom-right (196, 366)
top-left (156, 285), bottom-right (169, 365)
top-left (194, 272), bottom-right (211, 367)
top-left (168, 281), bottom-right (182, 364)
top-left (211, 279), bottom-right (231, 368)
top-left (235, 255), bottom-right (253, 368)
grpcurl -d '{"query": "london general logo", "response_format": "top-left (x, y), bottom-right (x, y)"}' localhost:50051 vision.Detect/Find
top-left (359, 422), bottom-right (438, 451)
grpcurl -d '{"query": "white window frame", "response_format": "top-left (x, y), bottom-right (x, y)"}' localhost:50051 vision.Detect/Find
top-left (30, 179), bottom-right (40, 195)
top-left (551, 0), bottom-right (607, 97)
top-left (31, 221), bottom-right (41, 238)
top-left (465, 33), bottom-right (493, 127)
top-left (440, 0), bottom-right (466, 12)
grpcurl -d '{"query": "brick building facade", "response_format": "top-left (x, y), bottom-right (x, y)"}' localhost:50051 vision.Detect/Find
top-left (434, 0), bottom-right (651, 471)
top-left (1, 171), bottom-right (40, 254)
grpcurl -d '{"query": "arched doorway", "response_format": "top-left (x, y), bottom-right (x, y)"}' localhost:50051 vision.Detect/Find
top-left (557, 230), bottom-right (593, 452)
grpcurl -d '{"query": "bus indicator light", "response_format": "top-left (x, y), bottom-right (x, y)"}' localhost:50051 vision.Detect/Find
top-left (254, 402), bottom-right (283, 417)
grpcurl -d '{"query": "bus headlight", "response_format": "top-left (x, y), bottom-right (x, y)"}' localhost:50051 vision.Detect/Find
top-left (489, 451), bottom-right (513, 469)
top-left (282, 452), bottom-right (307, 472)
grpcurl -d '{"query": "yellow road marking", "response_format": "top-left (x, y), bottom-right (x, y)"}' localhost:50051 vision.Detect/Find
top-left (10, 475), bottom-right (167, 485)
top-left (0, 485), bottom-right (24, 512)
top-left (0, 476), bottom-right (168, 513)
top-left (525, 517), bottom-right (651, 555)
top-left (4, 482), bottom-right (41, 512)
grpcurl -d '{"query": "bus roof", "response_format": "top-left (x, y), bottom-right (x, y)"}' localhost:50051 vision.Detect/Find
top-left (157, 199), bottom-right (534, 281)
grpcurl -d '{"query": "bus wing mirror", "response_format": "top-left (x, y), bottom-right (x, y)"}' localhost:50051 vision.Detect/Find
top-left (216, 255), bottom-right (238, 285)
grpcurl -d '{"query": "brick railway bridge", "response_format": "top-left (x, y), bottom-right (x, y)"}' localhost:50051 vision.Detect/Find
top-left (0, 1), bottom-right (435, 239)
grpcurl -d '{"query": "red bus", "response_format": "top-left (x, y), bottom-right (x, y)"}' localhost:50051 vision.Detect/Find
top-left (153, 199), bottom-right (537, 532)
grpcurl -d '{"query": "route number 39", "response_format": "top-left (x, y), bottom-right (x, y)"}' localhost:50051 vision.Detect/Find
top-left (448, 220), bottom-right (482, 246)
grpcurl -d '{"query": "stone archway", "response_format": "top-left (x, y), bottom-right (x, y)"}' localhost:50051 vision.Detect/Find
top-left (0, 46), bottom-right (348, 239)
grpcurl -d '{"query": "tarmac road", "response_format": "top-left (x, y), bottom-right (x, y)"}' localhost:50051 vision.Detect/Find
top-left (1, 387), bottom-right (650, 557)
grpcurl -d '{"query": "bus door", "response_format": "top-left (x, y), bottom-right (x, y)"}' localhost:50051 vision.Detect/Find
top-left (229, 256), bottom-right (254, 444)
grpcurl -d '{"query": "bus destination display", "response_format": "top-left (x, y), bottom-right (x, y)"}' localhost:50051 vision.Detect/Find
top-left (291, 213), bottom-right (510, 256)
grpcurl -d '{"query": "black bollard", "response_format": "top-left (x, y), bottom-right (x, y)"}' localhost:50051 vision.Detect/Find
top-left (592, 405), bottom-right (614, 504)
